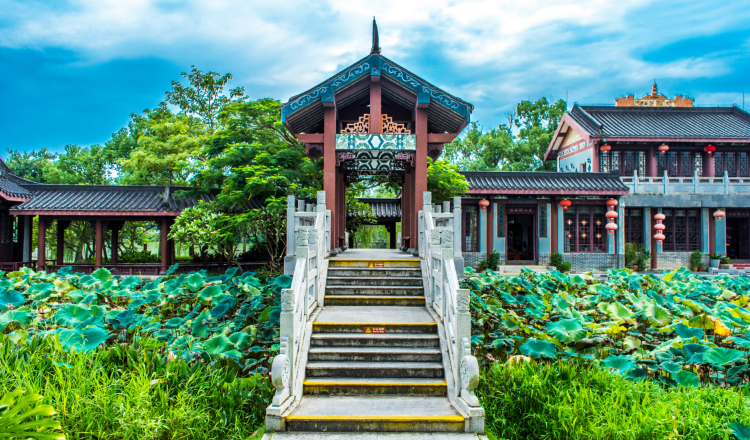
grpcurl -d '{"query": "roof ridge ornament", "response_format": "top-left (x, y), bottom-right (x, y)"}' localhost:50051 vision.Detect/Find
top-left (371, 17), bottom-right (381, 54)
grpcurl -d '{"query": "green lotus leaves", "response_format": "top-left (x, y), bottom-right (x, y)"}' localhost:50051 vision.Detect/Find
top-left (519, 338), bottom-right (557, 359)
top-left (673, 370), bottom-right (701, 387)
top-left (0, 290), bottom-right (25, 311)
top-left (229, 330), bottom-right (255, 350)
top-left (191, 310), bottom-right (212, 338)
top-left (0, 310), bottom-right (34, 332)
top-left (546, 319), bottom-right (587, 343)
top-left (601, 355), bottom-right (636, 374)
top-left (645, 303), bottom-right (671, 327)
top-left (55, 304), bottom-right (94, 327)
top-left (731, 422), bottom-right (750, 440)
top-left (273, 275), bottom-right (293, 289)
top-left (28, 282), bottom-right (55, 300)
top-left (197, 285), bottom-right (223, 304)
top-left (687, 314), bottom-right (714, 330)
top-left (186, 273), bottom-right (206, 290)
top-left (675, 323), bottom-right (704, 340)
top-left (203, 334), bottom-right (235, 359)
top-left (682, 343), bottom-right (709, 364)
top-left (702, 347), bottom-right (745, 367)
top-left (607, 302), bottom-right (634, 321)
top-left (92, 268), bottom-right (112, 283)
top-left (58, 327), bottom-right (109, 352)
top-left (660, 361), bottom-right (682, 375)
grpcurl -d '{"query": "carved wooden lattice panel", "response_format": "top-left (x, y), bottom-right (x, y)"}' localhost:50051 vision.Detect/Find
top-left (381, 114), bottom-right (411, 134)
top-left (343, 115), bottom-right (370, 133)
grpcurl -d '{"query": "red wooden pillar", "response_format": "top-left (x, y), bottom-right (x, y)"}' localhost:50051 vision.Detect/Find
top-left (647, 145), bottom-right (657, 177)
top-left (37, 217), bottom-right (46, 270)
top-left (709, 214), bottom-right (715, 255)
top-left (705, 152), bottom-right (715, 177)
top-left (160, 218), bottom-right (169, 274)
top-left (486, 196), bottom-right (494, 255)
top-left (323, 106), bottom-right (337, 250)
top-left (413, 106), bottom-right (428, 251)
top-left (56, 220), bottom-right (67, 265)
top-left (111, 225), bottom-right (119, 266)
top-left (402, 170), bottom-right (412, 249)
top-left (95, 219), bottom-right (103, 269)
top-left (370, 77), bottom-right (382, 134)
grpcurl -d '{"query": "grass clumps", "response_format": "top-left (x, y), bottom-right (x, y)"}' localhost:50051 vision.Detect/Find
top-left (479, 361), bottom-right (750, 440)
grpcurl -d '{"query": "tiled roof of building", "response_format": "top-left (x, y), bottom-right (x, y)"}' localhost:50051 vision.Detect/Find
top-left (0, 178), bottom-right (32, 198)
top-left (351, 198), bottom-right (401, 219)
top-left (570, 104), bottom-right (750, 139)
top-left (461, 171), bottom-right (629, 195)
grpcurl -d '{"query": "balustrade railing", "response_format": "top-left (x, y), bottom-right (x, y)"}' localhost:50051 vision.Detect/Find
top-left (621, 170), bottom-right (750, 195)
top-left (419, 193), bottom-right (482, 414)
top-left (268, 191), bottom-right (330, 421)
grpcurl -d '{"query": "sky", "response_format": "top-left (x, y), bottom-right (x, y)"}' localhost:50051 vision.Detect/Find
top-left (1, 0), bottom-right (749, 153)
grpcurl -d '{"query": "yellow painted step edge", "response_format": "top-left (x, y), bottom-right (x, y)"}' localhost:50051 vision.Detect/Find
top-left (324, 296), bottom-right (426, 299)
top-left (314, 322), bottom-right (437, 326)
top-left (330, 259), bottom-right (419, 261)
top-left (286, 415), bottom-right (464, 422)
top-left (303, 381), bottom-right (446, 387)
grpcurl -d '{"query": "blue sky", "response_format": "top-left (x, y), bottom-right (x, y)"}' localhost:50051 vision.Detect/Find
top-left (1, 0), bottom-right (749, 153)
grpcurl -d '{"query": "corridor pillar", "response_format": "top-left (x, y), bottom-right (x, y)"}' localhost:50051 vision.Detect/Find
top-left (37, 217), bottom-right (46, 270)
top-left (95, 219), bottom-right (103, 269)
top-left (160, 218), bottom-right (170, 274)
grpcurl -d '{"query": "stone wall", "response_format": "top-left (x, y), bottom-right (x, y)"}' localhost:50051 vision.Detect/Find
top-left (538, 252), bottom-right (550, 267)
top-left (464, 252), bottom-right (487, 269)
top-left (562, 253), bottom-right (622, 273)
top-left (656, 252), bottom-right (706, 271)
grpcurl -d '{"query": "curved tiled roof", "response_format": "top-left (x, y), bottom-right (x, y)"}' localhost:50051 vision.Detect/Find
top-left (461, 171), bottom-right (629, 195)
top-left (0, 178), bottom-right (32, 198)
top-left (571, 104), bottom-right (750, 139)
top-left (350, 198), bottom-right (401, 219)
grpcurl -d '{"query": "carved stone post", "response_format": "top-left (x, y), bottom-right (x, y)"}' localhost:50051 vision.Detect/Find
top-left (296, 228), bottom-right (310, 313)
top-left (285, 195), bottom-right (296, 275)
top-left (443, 201), bottom-right (451, 214)
top-left (453, 197), bottom-right (465, 276)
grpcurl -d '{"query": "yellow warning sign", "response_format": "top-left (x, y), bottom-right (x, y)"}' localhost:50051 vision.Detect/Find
top-left (364, 327), bottom-right (386, 334)
top-left (368, 262), bottom-right (385, 268)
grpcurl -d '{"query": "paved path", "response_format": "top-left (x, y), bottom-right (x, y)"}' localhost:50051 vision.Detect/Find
top-left (330, 249), bottom-right (419, 259)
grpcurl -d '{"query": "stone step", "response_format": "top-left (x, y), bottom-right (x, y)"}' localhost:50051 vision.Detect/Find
top-left (325, 286), bottom-right (425, 296)
top-left (310, 333), bottom-right (440, 348)
top-left (313, 306), bottom-right (438, 334)
top-left (324, 295), bottom-right (426, 307)
top-left (285, 396), bottom-right (464, 432)
top-left (327, 268), bottom-right (423, 278)
top-left (302, 377), bottom-right (447, 396)
top-left (306, 361), bottom-right (445, 378)
top-left (308, 347), bottom-right (442, 363)
top-left (329, 259), bottom-right (421, 269)
top-left (326, 276), bottom-right (423, 286)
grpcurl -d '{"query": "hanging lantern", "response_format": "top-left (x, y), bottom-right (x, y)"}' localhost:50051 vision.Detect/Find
top-left (704, 145), bottom-right (716, 156)
top-left (478, 199), bottom-right (490, 213)
top-left (605, 199), bottom-right (618, 234)
top-left (560, 199), bottom-right (572, 210)
top-left (657, 144), bottom-right (670, 155)
top-left (654, 213), bottom-right (666, 243)
top-left (606, 211), bottom-right (618, 220)
top-left (714, 210), bottom-right (726, 220)
top-left (567, 233), bottom-right (572, 239)
top-left (606, 223), bottom-right (618, 234)
top-left (600, 143), bottom-right (611, 152)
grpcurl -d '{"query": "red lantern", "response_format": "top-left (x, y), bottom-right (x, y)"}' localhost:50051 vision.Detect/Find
top-left (605, 223), bottom-right (618, 234)
top-left (654, 213), bottom-right (666, 243)
top-left (478, 199), bottom-right (490, 213)
top-left (560, 199), bottom-right (572, 210)
top-left (606, 211), bottom-right (618, 220)
top-left (567, 233), bottom-right (572, 239)
top-left (600, 144), bottom-right (611, 152)
top-left (657, 144), bottom-right (669, 155)
top-left (714, 210), bottom-right (725, 220)
top-left (704, 145), bottom-right (716, 156)
top-left (606, 199), bottom-right (618, 208)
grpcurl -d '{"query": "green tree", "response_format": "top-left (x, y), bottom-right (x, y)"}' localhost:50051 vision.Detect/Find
top-left (426, 159), bottom-right (468, 203)
top-left (514, 97), bottom-right (567, 171)
top-left (5, 149), bottom-right (57, 182)
top-left (165, 66), bottom-right (246, 134)
top-left (42, 145), bottom-right (111, 185)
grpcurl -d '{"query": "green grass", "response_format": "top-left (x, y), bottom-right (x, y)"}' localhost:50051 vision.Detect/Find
top-left (478, 361), bottom-right (750, 440)
top-left (0, 335), bottom-right (272, 440)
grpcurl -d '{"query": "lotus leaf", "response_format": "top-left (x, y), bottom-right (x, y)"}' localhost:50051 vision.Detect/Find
top-left (198, 285), bottom-right (223, 303)
top-left (519, 338), bottom-right (556, 359)
top-left (27, 282), bottom-right (55, 300)
top-left (601, 355), bottom-right (636, 374)
top-left (203, 334), bottom-right (235, 359)
top-left (165, 263), bottom-right (179, 275)
top-left (210, 297), bottom-right (236, 319)
top-left (229, 330), bottom-right (255, 350)
top-left (727, 336), bottom-right (750, 350)
top-left (731, 422), bottom-right (750, 440)
top-left (0, 310), bottom-right (34, 331)
top-left (702, 347), bottom-right (745, 367)
top-left (607, 302), bottom-right (634, 321)
top-left (58, 327), bottom-right (109, 352)
top-left (546, 319), bottom-right (587, 343)
top-left (645, 303), bottom-right (671, 327)
top-left (727, 363), bottom-right (749, 378)
top-left (92, 268), bottom-right (112, 283)
top-left (660, 361), bottom-right (682, 375)
top-left (273, 275), bottom-right (293, 289)
top-left (55, 304), bottom-right (93, 326)
top-left (186, 273), bottom-right (206, 290)
top-left (0, 290), bottom-right (25, 311)
top-left (675, 323), bottom-right (704, 340)
top-left (191, 310), bottom-right (212, 338)
top-left (682, 343), bottom-right (709, 364)
top-left (687, 314), bottom-right (714, 330)
top-left (673, 369), bottom-right (701, 387)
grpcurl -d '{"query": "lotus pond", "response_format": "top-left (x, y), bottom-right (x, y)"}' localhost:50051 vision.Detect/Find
top-left (464, 267), bottom-right (750, 388)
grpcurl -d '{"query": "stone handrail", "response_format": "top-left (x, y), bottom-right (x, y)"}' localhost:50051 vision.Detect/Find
top-left (269, 191), bottom-right (329, 418)
top-left (419, 193), bottom-right (481, 413)
top-left (621, 170), bottom-right (750, 195)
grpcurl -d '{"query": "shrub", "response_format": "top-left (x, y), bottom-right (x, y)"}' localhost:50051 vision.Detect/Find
top-left (478, 251), bottom-right (500, 272)
top-left (549, 252), bottom-right (564, 271)
top-left (479, 361), bottom-right (750, 440)
top-left (721, 256), bottom-right (732, 265)
top-left (690, 250), bottom-right (705, 269)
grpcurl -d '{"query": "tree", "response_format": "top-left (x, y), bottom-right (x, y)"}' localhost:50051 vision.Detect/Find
top-left (443, 97), bottom-right (567, 172)
top-left (426, 159), bottom-right (468, 203)
top-left (41, 144), bottom-right (111, 185)
top-left (5, 149), bottom-right (57, 182)
top-left (165, 66), bottom-right (246, 134)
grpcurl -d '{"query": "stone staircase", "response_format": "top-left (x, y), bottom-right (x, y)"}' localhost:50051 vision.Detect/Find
top-left (283, 257), bottom-right (466, 433)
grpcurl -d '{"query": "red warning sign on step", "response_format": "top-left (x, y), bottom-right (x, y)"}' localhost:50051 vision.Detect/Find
top-left (368, 262), bottom-right (385, 268)
top-left (364, 327), bottom-right (386, 334)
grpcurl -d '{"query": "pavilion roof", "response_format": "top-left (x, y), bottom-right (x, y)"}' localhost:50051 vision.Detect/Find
top-left (281, 52), bottom-right (473, 135)
top-left (351, 198), bottom-right (401, 220)
top-left (461, 171), bottom-right (629, 196)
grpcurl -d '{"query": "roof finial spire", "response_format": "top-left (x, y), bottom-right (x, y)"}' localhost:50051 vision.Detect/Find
top-left (371, 17), bottom-right (381, 54)
top-left (652, 79), bottom-right (658, 97)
